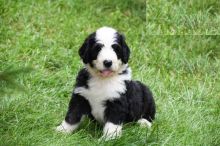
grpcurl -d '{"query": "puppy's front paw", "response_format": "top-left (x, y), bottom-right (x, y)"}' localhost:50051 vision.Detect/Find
top-left (99, 122), bottom-right (122, 141)
top-left (56, 124), bottom-right (72, 133)
top-left (56, 120), bottom-right (79, 134)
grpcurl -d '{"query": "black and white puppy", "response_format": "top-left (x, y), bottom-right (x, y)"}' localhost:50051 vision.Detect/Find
top-left (56, 27), bottom-right (156, 140)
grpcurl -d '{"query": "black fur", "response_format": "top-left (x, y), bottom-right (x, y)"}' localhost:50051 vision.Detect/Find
top-left (75, 68), bottom-right (90, 89)
top-left (78, 32), bottom-right (100, 66)
top-left (104, 81), bottom-right (155, 125)
top-left (65, 93), bottom-right (92, 124)
top-left (114, 33), bottom-right (130, 63)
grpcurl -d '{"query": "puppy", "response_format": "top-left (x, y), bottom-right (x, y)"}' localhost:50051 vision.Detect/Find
top-left (56, 27), bottom-right (156, 140)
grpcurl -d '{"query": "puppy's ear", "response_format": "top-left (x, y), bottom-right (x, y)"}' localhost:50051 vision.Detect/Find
top-left (118, 34), bottom-right (130, 64)
top-left (78, 32), bottom-right (96, 64)
top-left (79, 38), bottom-right (89, 64)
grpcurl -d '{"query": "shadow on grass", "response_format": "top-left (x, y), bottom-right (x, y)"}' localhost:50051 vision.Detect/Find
top-left (0, 67), bottom-right (33, 96)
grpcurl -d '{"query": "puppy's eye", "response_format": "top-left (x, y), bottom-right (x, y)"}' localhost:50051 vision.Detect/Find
top-left (91, 43), bottom-right (103, 59)
top-left (93, 43), bottom-right (103, 51)
top-left (112, 44), bottom-right (121, 53)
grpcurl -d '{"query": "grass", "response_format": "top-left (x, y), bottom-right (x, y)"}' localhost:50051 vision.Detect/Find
top-left (146, 0), bottom-right (220, 34)
top-left (1, 0), bottom-right (220, 146)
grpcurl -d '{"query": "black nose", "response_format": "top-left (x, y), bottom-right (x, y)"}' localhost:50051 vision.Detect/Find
top-left (103, 60), bottom-right (112, 68)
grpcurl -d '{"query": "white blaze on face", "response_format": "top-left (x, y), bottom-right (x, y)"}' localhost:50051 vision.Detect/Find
top-left (93, 27), bottom-right (122, 75)
top-left (96, 27), bottom-right (117, 46)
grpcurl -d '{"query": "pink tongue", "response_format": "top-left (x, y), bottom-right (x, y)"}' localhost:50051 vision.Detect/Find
top-left (100, 70), bottom-right (112, 77)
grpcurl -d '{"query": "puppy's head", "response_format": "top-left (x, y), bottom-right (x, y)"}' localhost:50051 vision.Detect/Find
top-left (79, 27), bottom-right (130, 78)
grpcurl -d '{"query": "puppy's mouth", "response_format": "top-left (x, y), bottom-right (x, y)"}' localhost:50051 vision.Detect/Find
top-left (99, 69), bottom-right (114, 77)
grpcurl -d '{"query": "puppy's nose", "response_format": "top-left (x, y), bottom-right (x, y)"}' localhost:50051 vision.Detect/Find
top-left (103, 60), bottom-right (112, 68)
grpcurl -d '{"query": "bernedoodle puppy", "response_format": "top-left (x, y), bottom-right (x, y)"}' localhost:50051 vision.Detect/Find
top-left (56, 27), bottom-right (156, 140)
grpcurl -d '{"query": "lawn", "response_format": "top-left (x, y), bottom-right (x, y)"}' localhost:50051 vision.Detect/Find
top-left (1, 0), bottom-right (220, 146)
top-left (146, 0), bottom-right (220, 34)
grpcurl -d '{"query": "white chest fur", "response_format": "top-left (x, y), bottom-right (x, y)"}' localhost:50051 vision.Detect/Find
top-left (74, 69), bottom-right (131, 123)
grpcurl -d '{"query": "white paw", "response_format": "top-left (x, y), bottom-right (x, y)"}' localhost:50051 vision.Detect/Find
top-left (137, 118), bottom-right (152, 128)
top-left (56, 120), bottom-right (79, 133)
top-left (99, 122), bottom-right (122, 141)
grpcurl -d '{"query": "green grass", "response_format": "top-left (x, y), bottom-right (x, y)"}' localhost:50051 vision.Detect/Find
top-left (1, 0), bottom-right (220, 146)
top-left (146, 0), bottom-right (220, 34)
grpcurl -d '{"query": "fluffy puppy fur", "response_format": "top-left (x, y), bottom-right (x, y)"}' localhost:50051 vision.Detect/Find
top-left (56, 27), bottom-right (156, 140)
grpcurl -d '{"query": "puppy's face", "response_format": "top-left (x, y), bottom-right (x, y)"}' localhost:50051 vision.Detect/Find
top-left (79, 27), bottom-right (130, 78)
